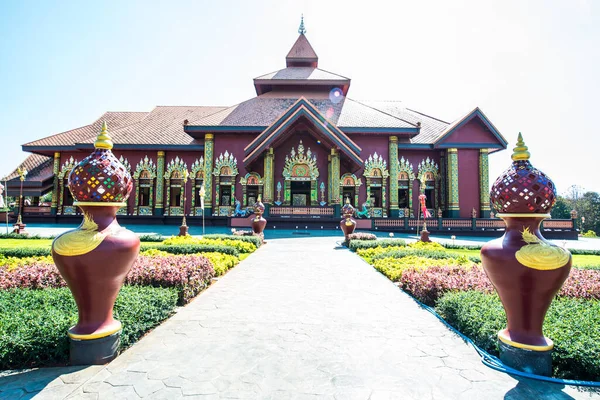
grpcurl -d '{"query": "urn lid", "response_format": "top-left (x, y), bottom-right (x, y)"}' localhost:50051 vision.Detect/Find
top-left (68, 122), bottom-right (133, 206)
top-left (342, 197), bottom-right (354, 216)
top-left (490, 133), bottom-right (556, 214)
top-left (254, 195), bottom-right (265, 214)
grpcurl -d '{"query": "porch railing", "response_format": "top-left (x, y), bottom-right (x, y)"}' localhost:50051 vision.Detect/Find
top-left (270, 206), bottom-right (335, 216)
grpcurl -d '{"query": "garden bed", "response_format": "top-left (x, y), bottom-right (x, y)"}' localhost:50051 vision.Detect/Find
top-left (349, 238), bottom-right (600, 380)
top-left (0, 234), bottom-right (256, 370)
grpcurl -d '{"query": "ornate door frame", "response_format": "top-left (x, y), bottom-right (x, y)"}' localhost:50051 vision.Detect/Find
top-left (190, 157), bottom-right (205, 216)
top-left (339, 173), bottom-right (362, 207)
top-left (133, 155), bottom-right (157, 216)
top-left (363, 153), bottom-right (389, 217)
top-left (164, 157), bottom-right (188, 216)
top-left (282, 141), bottom-right (319, 206)
top-left (213, 151), bottom-right (239, 216)
top-left (58, 156), bottom-right (78, 215)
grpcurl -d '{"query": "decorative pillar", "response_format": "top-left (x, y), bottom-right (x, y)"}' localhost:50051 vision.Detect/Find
top-left (50, 152), bottom-right (61, 215)
top-left (330, 148), bottom-right (340, 216)
top-left (440, 151), bottom-right (446, 213)
top-left (389, 136), bottom-right (399, 217)
top-left (447, 148), bottom-right (460, 218)
top-left (479, 149), bottom-right (490, 218)
top-left (263, 148), bottom-right (274, 204)
top-left (203, 134), bottom-right (214, 216)
top-left (154, 151), bottom-right (165, 216)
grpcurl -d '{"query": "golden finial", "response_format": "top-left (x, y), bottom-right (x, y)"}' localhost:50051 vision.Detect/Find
top-left (346, 197), bottom-right (350, 204)
top-left (257, 195), bottom-right (262, 202)
top-left (511, 132), bottom-right (530, 161)
top-left (95, 121), bottom-right (114, 150)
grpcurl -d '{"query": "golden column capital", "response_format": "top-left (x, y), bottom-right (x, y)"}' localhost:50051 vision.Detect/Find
top-left (389, 136), bottom-right (398, 143)
top-left (54, 152), bottom-right (61, 159)
top-left (205, 133), bottom-right (214, 140)
top-left (157, 151), bottom-right (165, 157)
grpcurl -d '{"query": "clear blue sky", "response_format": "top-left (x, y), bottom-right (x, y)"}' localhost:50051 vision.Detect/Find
top-left (0, 0), bottom-right (598, 195)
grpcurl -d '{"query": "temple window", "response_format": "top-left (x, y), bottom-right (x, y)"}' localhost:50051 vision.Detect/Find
top-left (212, 151), bottom-right (239, 216)
top-left (363, 152), bottom-right (389, 217)
top-left (133, 156), bottom-right (157, 216)
top-left (417, 158), bottom-right (439, 214)
top-left (57, 156), bottom-right (78, 215)
top-left (190, 156), bottom-right (205, 216)
top-left (240, 172), bottom-right (263, 208)
top-left (164, 157), bottom-right (188, 216)
top-left (339, 173), bottom-right (362, 207)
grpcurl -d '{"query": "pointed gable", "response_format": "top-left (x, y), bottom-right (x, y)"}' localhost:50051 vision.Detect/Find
top-left (286, 34), bottom-right (318, 68)
top-left (243, 97), bottom-right (362, 169)
top-left (434, 108), bottom-right (508, 150)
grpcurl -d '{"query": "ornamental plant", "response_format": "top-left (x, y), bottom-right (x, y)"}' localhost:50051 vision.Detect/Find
top-left (162, 236), bottom-right (256, 253)
top-left (200, 252), bottom-right (239, 276)
top-left (373, 255), bottom-right (474, 281)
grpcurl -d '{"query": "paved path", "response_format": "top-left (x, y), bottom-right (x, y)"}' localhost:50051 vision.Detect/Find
top-left (2, 237), bottom-right (599, 399)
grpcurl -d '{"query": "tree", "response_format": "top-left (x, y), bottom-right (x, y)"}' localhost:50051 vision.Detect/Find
top-left (551, 195), bottom-right (572, 219)
top-left (580, 191), bottom-right (600, 235)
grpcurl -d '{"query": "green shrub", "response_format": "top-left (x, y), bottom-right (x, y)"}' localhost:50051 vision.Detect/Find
top-left (141, 244), bottom-right (239, 257)
top-left (201, 252), bottom-right (239, 276)
top-left (162, 236), bottom-right (256, 253)
top-left (0, 247), bottom-right (51, 258)
top-left (138, 234), bottom-right (164, 242)
top-left (373, 255), bottom-right (472, 281)
top-left (582, 230), bottom-right (598, 238)
top-left (370, 248), bottom-right (480, 264)
top-left (436, 291), bottom-right (600, 381)
top-left (570, 249), bottom-right (600, 255)
top-left (442, 243), bottom-right (483, 250)
top-left (348, 239), bottom-right (406, 252)
top-left (203, 234), bottom-right (262, 248)
top-left (0, 286), bottom-right (178, 370)
top-left (0, 233), bottom-right (50, 239)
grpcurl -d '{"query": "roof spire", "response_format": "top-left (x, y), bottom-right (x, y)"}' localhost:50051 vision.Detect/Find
top-left (95, 121), bottom-right (114, 150)
top-left (298, 14), bottom-right (306, 35)
top-left (511, 132), bottom-right (530, 161)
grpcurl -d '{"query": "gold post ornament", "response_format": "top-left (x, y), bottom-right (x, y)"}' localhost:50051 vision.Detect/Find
top-left (94, 121), bottom-right (114, 150)
top-left (511, 132), bottom-right (530, 161)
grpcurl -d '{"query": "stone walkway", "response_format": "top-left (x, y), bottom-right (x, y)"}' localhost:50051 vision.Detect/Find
top-left (2, 237), bottom-right (599, 399)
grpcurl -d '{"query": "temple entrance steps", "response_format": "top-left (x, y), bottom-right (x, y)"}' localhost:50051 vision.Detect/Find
top-left (33, 236), bottom-right (587, 399)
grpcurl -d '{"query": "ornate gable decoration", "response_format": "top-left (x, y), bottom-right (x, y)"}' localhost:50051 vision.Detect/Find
top-left (283, 140), bottom-right (319, 179)
top-left (363, 153), bottom-right (389, 178)
top-left (58, 156), bottom-right (79, 179)
top-left (191, 157), bottom-right (205, 179)
top-left (133, 155), bottom-right (157, 179)
top-left (417, 157), bottom-right (439, 181)
top-left (213, 151), bottom-right (238, 176)
top-left (240, 172), bottom-right (263, 185)
top-left (398, 157), bottom-right (415, 180)
top-left (340, 173), bottom-right (362, 187)
top-left (164, 156), bottom-right (188, 179)
top-left (119, 156), bottom-right (131, 172)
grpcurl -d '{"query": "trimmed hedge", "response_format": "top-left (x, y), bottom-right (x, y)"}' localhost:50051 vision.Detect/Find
top-left (0, 233), bottom-right (50, 240)
top-left (373, 255), bottom-right (473, 282)
top-left (138, 234), bottom-right (164, 242)
top-left (436, 291), bottom-right (600, 380)
top-left (162, 236), bottom-right (256, 253)
top-left (140, 244), bottom-right (239, 257)
top-left (201, 252), bottom-right (239, 276)
top-left (203, 234), bottom-right (262, 248)
top-left (0, 286), bottom-right (178, 370)
top-left (370, 248), bottom-right (480, 264)
top-left (346, 232), bottom-right (377, 242)
top-left (348, 239), bottom-right (407, 252)
top-left (0, 247), bottom-right (51, 257)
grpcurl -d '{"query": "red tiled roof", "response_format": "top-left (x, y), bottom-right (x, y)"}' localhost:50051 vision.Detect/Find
top-left (23, 112), bottom-right (148, 148)
top-left (77, 106), bottom-right (227, 146)
top-left (254, 67), bottom-right (349, 82)
top-left (5, 154), bottom-right (53, 182)
top-left (286, 34), bottom-right (318, 67)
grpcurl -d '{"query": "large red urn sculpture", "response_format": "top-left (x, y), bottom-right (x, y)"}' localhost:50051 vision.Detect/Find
top-left (481, 133), bottom-right (571, 376)
top-left (251, 195), bottom-right (267, 240)
top-left (52, 122), bottom-right (140, 365)
top-left (340, 198), bottom-right (356, 241)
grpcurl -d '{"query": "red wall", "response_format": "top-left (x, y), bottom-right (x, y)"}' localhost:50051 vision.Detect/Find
top-left (350, 136), bottom-right (390, 205)
top-left (440, 118), bottom-right (497, 145)
top-left (213, 133), bottom-right (257, 207)
top-left (457, 149), bottom-right (480, 218)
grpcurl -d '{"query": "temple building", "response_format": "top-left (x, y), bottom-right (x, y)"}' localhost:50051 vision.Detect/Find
top-left (6, 20), bottom-right (510, 227)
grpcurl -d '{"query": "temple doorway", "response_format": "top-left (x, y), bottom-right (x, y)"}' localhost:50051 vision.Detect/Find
top-left (291, 181), bottom-right (310, 206)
